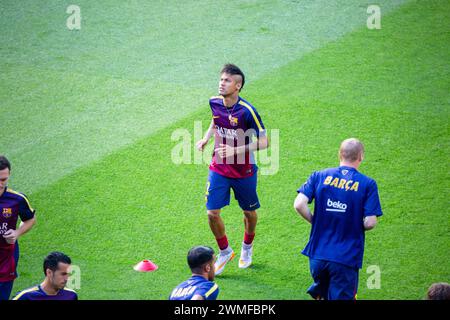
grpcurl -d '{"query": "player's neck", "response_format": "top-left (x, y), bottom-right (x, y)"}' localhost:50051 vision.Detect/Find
top-left (222, 94), bottom-right (239, 108)
top-left (41, 280), bottom-right (60, 296)
top-left (192, 273), bottom-right (208, 280)
top-left (340, 161), bottom-right (360, 170)
top-left (0, 187), bottom-right (5, 197)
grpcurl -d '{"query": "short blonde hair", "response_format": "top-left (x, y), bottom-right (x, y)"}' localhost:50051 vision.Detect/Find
top-left (339, 138), bottom-right (364, 162)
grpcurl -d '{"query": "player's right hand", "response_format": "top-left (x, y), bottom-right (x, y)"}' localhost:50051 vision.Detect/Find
top-left (196, 139), bottom-right (208, 151)
top-left (3, 229), bottom-right (18, 244)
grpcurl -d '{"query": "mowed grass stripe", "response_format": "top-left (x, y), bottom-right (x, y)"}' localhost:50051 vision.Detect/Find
top-left (1, 1), bottom-right (409, 82)
top-left (1, 65), bottom-right (210, 192)
top-left (1, 0), bottom-right (410, 193)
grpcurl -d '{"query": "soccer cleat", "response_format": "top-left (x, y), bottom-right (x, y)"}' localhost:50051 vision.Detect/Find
top-left (214, 249), bottom-right (235, 276)
top-left (238, 244), bottom-right (253, 269)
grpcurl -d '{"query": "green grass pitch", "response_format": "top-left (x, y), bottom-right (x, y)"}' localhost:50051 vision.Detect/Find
top-left (1, 0), bottom-right (448, 299)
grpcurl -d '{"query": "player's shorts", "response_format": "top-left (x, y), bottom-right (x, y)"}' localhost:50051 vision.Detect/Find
top-left (205, 170), bottom-right (260, 211)
top-left (307, 258), bottom-right (358, 300)
top-left (0, 280), bottom-right (14, 300)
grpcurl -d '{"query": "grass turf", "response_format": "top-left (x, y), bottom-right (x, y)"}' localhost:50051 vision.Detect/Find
top-left (2, 0), bottom-right (448, 299)
top-left (1, 0), bottom-right (408, 192)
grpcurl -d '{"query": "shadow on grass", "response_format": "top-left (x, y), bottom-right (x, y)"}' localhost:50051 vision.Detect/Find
top-left (214, 263), bottom-right (270, 280)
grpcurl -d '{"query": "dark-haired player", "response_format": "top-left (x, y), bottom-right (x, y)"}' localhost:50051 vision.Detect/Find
top-left (169, 246), bottom-right (219, 300)
top-left (196, 64), bottom-right (269, 275)
top-left (0, 155), bottom-right (36, 300)
top-left (13, 251), bottom-right (77, 300)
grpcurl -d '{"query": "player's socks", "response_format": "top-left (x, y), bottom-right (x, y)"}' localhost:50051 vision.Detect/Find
top-left (243, 232), bottom-right (255, 245)
top-left (216, 235), bottom-right (229, 251)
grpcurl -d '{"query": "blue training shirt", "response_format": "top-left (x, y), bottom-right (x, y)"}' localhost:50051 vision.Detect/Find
top-left (12, 285), bottom-right (78, 300)
top-left (169, 275), bottom-right (219, 300)
top-left (297, 166), bottom-right (382, 269)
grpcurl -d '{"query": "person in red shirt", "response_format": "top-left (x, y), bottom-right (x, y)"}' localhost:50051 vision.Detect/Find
top-left (0, 155), bottom-right (36, 300)
top-left (197, 64), bottom-right (269, 275)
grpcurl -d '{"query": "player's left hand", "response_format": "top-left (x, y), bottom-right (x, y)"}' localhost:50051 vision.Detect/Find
top-left (3, 229), bottom-right (18, 244)
top-left (215, 144), bottom-right (235, 158)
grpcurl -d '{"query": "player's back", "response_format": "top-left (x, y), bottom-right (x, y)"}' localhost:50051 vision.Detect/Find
top-left (301, 165), bottom-right (382, 268)
top-left (313, 166), bottom-right (374, 217)
top-left (169, 275), bottom-right (219, 300)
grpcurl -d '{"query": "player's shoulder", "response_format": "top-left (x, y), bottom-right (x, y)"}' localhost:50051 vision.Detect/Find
top-left (356, 171), bottom-right (378, 187)
top-left (238, 97), bottom-right (257, 112)
top-left (316, 167), bottom-right (340, 177)
top-left (202, 281), bottom-right (219, 299)
top-left (5, 188), bottom-right (30, 202)
top-left (12, 285), bottom-right (40, 300)
top-left (188, 278), bottom-right (219, 300)
top-left (238, 98), bottom-right (265, 131)
top-left (203, 280), bottom-right (218, 290)
top-left (209, 95), bottom-right (224, 103)
top-left (6, 188), bottom-right (34, 212)
top-left (62, 287), bottom-right (78, 299)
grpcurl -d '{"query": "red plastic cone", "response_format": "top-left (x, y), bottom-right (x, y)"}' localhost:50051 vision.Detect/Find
top-left (134, 259), bottom-right (158, 272)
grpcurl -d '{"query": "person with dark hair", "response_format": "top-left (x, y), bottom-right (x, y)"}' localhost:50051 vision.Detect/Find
top-left (169, 246), bottom-right (219, 300)
top-left (196, 64), bottom-right (269, 276)
top-left (294, 138), bottom-right (382, 300)
top-left (0, 155), bottom-right (37, 300)
top-left (426, 282), bottom-right (450, 300)
top-left (12, 251), bottom-right (77, 300)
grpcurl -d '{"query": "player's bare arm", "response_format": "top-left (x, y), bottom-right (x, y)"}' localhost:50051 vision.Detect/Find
top-left (3, 216), bottom-right (36, 244)
top-left (363, 216), bottom-right (377, 231)
top-left (294, 193), bottom-right (313, 224)
top-left (196, 119), bottom-right (215, 151)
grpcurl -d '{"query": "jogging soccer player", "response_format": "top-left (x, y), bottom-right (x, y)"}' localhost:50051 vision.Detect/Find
top-left (0, 155), bottom-right (36, 300)
top-left (294, 138), bottom-right (382, 300)
top-left (13, 251), bottom-right (77, 300)
top-left (196, 64), bottom-right (269, 275)
top-left (169, 246), bottom-right (219, 300)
